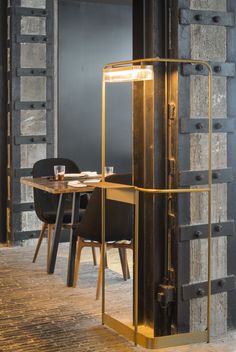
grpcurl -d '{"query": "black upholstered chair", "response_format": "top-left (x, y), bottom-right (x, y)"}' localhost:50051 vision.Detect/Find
top-left (73, 173), bottom-right (133, 299)
top-left (32, 158), bottom-right (94, 267)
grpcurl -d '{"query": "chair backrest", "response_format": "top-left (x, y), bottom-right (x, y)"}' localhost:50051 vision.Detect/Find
top-left (78, 173), bottom-right (133, 242)
top-left (33, 158), bottom-right (80, 223)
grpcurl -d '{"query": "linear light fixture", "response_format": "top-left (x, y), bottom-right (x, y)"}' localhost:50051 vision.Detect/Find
top-left (103, 65), bottom-right (154, 83)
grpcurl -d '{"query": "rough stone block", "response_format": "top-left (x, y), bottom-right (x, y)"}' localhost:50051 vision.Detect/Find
top-left (190, 0), bottom-right (226, 11)
top-left (21, 0), bottom-right (46, 8)
top-left (21, 110), bottom-right (46, 136)
top-left (190, 76), bottom-right (227, 118)
top-left (21, 211), bottom-right (41, 231)
top-left (190, 133), bottom-right (227, 170)
top-left (20, 144), bottom-right (46, 168)
top-left (191, 26), bottom-right (226, 61)
top-left (21, 16), bottom-right (46, 35)
top-left (21, 77), bottom-right (46, 101)
top-left (21, 43), bottom-right (46, 68)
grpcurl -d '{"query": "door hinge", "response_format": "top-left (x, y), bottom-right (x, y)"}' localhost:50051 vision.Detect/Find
top-left (168, 103), bottom-right (176, 121)
top-left (157, 284), bottom-right (176, 307)
top-left (168, 158), bottom-right (175, 175)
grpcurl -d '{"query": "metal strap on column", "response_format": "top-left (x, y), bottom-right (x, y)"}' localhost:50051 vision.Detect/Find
top-left (8, 0), bottom-right (54, 242)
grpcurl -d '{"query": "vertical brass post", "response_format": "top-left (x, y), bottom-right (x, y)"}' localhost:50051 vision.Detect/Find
top-left (207, 66), bottom-right (213, 342)
top-left (101, 188), bottom-right (106, 324)
top-left (101, 75), bottom-right (106, 323)
top-left (102, 75), bottom-right (106, 182)
top-left (134, 189), bottom-right (139, 345)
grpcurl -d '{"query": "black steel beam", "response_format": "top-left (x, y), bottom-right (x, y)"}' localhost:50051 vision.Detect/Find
top-left (171, 0), bottom-right (191, 333)
top-left (179, 9), bottom-right (235, 27)
top-left (182, 275), bottom-right (236, 301)
top-left (0, 0), bottom-right (8, 243)
top-left (133, 0), bottom-right (167, 336)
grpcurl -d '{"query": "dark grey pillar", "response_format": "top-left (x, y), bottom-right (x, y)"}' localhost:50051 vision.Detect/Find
top-left (0, 0), bottom-right (8, 243)
top-left (133, 0), bottom-right (168, 336)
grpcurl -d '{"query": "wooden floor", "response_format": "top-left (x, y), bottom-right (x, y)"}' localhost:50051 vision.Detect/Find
top-left (0, 242), bottom-right (236, 351)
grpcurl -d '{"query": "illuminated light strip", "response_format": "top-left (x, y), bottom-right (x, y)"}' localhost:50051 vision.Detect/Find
top-left (103, 65), bottom-right (154, 83)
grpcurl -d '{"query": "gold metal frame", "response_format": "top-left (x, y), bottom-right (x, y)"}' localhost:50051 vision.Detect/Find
top-left (101, 57), bottom-right (212, 349)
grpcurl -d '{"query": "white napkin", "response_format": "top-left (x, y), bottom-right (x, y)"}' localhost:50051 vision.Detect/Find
top-left (83, 179), bottom-right (101, 184)
top-left (67, 181), bottom-right (87, 188)
top-left (80, 171), bottom-right (98, 177)
top-left (64, 173), bottom-right (83, 178)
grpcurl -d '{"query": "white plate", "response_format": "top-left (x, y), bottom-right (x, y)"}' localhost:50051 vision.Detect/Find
top-left (65, 172), bottom-right (98, 178)
top-left (67, 181), bottom-right (87, 188)
top-left (83, 179), bottom-right (101, 184)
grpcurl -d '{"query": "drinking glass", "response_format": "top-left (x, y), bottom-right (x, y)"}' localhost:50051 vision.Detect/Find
top-left (54, 165), bottom-right (65, 181)
top-left (104, 166), bottom-right (114, 176)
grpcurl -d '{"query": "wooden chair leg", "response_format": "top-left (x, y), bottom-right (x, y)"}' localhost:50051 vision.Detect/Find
top-left (92, 247), bottom-right (97, 266)
top-left (96, 244), bottom-right (106, 300)
top-left (73, 238), bottom-right (83, 287)
top-left (118, 248), bottom-right (130, 281)
top-left (47, 224), bottom-right (53, 270)
top-left (32, 223), bottom-right (47, 263)
top-left (100, 247), bottom-right (108, 268)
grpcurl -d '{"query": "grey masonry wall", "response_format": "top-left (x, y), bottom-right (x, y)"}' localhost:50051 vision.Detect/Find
top-left (8, 0), bottom-right (55, 242)
top-left (189, 0), bottom-right (227, 336)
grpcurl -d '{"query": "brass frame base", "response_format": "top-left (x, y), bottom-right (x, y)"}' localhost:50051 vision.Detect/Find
top-left (103, 313), bottom-right (208, 349)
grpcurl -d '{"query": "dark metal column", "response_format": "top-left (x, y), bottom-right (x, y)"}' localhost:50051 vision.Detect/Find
top-left (133, 0), bottom-right (167, 336)
top-left (0, 0), bottom-right (8, 243)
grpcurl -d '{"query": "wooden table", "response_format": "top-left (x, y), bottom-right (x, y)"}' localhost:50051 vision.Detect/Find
top-left (21, 177), bottom-right (97, 286)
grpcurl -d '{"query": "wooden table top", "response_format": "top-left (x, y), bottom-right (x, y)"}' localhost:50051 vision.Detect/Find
top-left (21, 178), bottom-right (134, 195)
top-left (21, 177), bottom-right (97, 194)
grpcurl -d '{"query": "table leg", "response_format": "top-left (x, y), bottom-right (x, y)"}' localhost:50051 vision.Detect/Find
top-left (48, 193), bottom-right (66, 274)
top-left (67, 192), bottom-right (80, 287)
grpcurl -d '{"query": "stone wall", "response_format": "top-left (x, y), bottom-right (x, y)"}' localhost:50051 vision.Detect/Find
top-left (8, 0), bottom-right (56, 242)
top-left (189, 0), bottom-right (228, 337)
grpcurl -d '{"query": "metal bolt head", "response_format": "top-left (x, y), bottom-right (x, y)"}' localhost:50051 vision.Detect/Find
top-left (218, 279), bottom-right (225, 287)
top-left (215, 224), bottom-right (222, 232)
top-left (194, 230), bottom-right (202, 238)
top-left (196, 64), bottom-right (204, 72)
top-left (212, 172), bottom-right (220, 179)
top-left (194, 14), bottom-right (203, 21)
top-left (214, 122), bottom-right (222, 130)
top-left (196, 122), bottom-right (203, 130)
top-left (212, 16), bottom-right (220, 23)
top-left (197, 288), bottom-right (204, 296)
top-left (196, 174), bottom-right (203, 181)
top-left (214, 65), bottom-right (221, 73)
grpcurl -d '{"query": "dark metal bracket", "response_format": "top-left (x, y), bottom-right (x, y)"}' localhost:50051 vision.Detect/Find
top-left (179, 9), bottom-right (235, 27)
top-left (181, 62), bottom-right (235, 77)
top-left (14, 230), bottom-right (41, 241)
top-left (180, 220), bottom-right (234, 241)
top-left (16, 68), bottom-right (53, 76)
top-left (182, 275), bottom-right (236, 301)
top-left (179, 167), bottom-right (233, 186)
top-left (12, 202), bottom-right (34, 212)
top-left (14, 168), bottom-right (32, 178)
top-left (16, 35), bottom-right (49, 43)
top-left (14, 101), bottom-right (52, 110)
top-left (14, 135), bottom-right (52, 145)
top-left (180, 118), bottom-right (234, 134)
top-left (13, 7), bottom-right (48, 17)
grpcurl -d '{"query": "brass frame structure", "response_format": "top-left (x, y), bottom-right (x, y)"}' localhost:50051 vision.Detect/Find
top-left (100, 57), bottom-right (212, 349)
